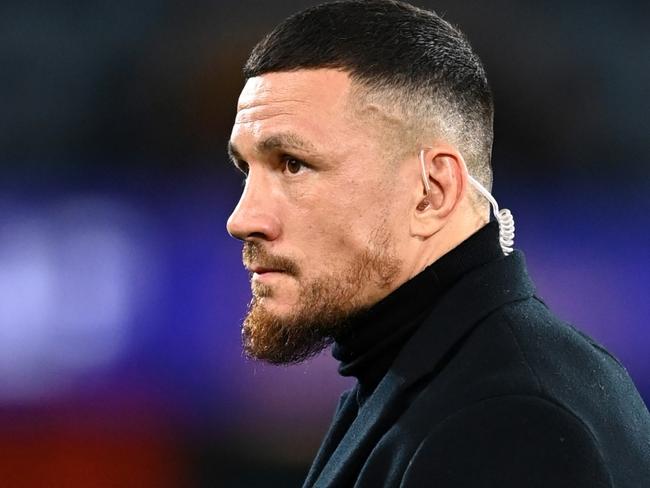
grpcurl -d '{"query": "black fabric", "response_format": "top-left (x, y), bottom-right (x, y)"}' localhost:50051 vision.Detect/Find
top-left (332, 221), bottom-right (503, 406)
top-left (303, 226), bottom-right (650, 488)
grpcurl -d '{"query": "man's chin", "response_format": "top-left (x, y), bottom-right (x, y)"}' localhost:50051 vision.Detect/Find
top-left (242, 299), bottom-right (333, 365)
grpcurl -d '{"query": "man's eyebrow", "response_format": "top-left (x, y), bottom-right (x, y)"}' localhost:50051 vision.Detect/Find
top-left (227, 132), bottom-right (317, 164)
top-left (256, 132), bottom-right (317, 155)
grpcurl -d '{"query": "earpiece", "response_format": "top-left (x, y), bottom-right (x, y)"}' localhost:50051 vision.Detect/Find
top-left (418, 148), bottom-right (515, 255)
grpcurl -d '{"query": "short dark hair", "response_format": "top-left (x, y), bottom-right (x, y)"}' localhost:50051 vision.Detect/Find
top-left (244, 0), bottom-right (494, 189)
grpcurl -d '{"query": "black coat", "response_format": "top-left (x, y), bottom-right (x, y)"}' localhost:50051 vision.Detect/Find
top-left (303, 252), bottom-right (650, 487)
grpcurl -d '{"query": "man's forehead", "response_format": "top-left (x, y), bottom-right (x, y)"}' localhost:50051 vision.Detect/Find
top-left (232, 70), bottom-right (362, 151)
top-left (231, 69), bottom-right (402, 164)
top-left (236, 69), bottom-right (353, 112)
top-left (236, 70), bottom-right (406, 139)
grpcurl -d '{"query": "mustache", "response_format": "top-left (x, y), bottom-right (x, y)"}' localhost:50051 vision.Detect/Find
top-left (242, 242), bottom-right (300, 277)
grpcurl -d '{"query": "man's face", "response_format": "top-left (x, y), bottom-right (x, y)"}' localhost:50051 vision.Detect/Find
top-left (227, 69), bottom-right (413, 364)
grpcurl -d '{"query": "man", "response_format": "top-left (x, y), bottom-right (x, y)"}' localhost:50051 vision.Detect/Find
top-left (226, 1), bottom-right (650, 486)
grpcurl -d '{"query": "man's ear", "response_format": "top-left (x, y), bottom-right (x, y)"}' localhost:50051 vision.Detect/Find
top-left (410, 146), bottom-right (466, 238)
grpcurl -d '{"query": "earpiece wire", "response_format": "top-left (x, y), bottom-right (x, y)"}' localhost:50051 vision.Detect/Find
top-left (418, 148), bottom-right (515, 255)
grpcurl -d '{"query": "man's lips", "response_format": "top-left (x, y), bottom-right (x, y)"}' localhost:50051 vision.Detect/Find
top-left (248, 266), bottom-right (288, 285)
top-left (248, 266), bottom-right (283, 274)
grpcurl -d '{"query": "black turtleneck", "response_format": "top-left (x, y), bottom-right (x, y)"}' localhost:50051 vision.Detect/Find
top-left (332, 221), bottom-right (504, 406)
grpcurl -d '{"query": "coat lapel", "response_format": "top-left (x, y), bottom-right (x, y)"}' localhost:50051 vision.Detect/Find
top-left (310, 252), bottom-right (535, 487)
top-left (302, 388), bottom-right (359, 487)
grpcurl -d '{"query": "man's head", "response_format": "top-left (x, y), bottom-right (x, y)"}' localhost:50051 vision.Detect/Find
top-left (227, 0), bottom-right (494, 364)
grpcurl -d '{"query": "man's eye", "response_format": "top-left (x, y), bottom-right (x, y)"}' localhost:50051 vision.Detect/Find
top-left (283, 157), bottom-right (304, 174)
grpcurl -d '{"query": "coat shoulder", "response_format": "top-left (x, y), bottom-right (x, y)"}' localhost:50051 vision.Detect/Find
top-left (400, 296), bottom-right (650, 488)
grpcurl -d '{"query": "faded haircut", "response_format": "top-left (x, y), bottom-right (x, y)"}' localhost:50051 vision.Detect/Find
top-left (243, 0), bottom-right (494, 191)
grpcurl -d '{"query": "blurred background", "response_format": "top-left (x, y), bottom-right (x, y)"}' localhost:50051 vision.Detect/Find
top-left (0, 0), bottom-right (648, 486)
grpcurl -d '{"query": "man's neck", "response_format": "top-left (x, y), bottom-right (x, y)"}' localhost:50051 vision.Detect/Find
top-left (407, 210), bottom-right (489, 282)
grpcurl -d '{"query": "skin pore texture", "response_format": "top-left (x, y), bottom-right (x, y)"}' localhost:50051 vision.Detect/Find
top-left (227, 69), bottom-right (487, 364)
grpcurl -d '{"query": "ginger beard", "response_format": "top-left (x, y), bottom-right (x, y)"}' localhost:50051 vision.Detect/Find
top-left (241, 228), bottom-right (402, 365)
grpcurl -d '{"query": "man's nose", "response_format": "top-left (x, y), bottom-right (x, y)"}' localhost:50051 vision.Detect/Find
top-left (226, 178), bottom-right (281, 242)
